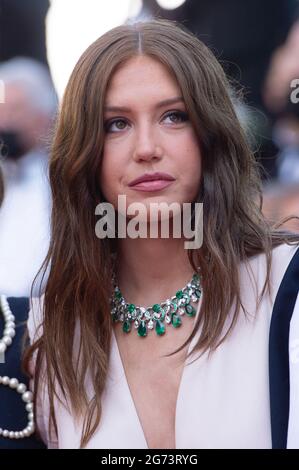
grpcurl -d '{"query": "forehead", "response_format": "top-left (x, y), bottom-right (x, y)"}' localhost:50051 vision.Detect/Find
top-left (104, 55), bottom-right (181, 105)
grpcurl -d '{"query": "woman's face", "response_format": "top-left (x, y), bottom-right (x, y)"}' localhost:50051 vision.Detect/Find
top-left (100, 55), bottom-right (202, 218)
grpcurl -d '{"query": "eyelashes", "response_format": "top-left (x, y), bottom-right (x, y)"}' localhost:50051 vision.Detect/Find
top-left (164, 110), bottom-right (189, 124)
top-left (104, 110), bottom-right (189, 133)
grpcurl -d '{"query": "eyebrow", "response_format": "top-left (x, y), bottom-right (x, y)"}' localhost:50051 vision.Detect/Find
top-left (104, 96), bottom-right (184, 112)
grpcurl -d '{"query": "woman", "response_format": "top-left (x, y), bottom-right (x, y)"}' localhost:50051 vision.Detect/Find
top-left (24, 19), bottom-right (299, 449)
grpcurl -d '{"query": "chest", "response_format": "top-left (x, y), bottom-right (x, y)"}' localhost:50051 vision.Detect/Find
top-left (113, 326), bottom-right (191, 449)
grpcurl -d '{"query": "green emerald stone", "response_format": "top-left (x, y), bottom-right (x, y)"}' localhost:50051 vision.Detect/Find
top-left (138, 320), bottom-right (147, 337)
top-left (153, 304), bottom-right (161, 313)
top-left (171, 301), bottom-right (178, 312)
top-left (128, 304), bottom-right (135, 313)
top-left (115, 290), bottom-right (122, 300)
top-left (171, 313), bottom-right (182, 328)
top-left (123, 320), bottom-right (131, 333)
top-left (185, 304), bottom-right (196, 316)
top-left (112, 312), bottom-right (118, 322)
top-left (192, 274), bottom-right (199, 282)
top-left (195, 289), bottom-right (201, 298)
top-left (176, 290), bottom-right (183, 299)
top-left (155, 320), bottom-right (165, 336)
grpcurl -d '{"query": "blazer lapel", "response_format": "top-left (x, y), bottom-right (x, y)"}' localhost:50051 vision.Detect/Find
top-left (269, 246), bottom-right (299, 448)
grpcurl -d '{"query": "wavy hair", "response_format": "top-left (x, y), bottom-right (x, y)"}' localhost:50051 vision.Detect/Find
top-left (24, 18), bottom-right (299, 448)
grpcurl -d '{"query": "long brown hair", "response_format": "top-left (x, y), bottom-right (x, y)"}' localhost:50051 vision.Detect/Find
top-left (24, 18), bottom-right (299, 448)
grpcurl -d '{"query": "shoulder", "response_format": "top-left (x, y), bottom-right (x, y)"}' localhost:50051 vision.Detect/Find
top-left (269, 242), bottom-right (299, 280)
top-left (268, 242), bottom-right (299, 334)
top-left (267, 242), bottom-right (299, 300)
top-left (240, 242), bottom-right (299, 301)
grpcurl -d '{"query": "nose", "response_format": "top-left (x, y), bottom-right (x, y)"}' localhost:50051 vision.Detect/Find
top-left (132, 121), bottom-right (163, 162)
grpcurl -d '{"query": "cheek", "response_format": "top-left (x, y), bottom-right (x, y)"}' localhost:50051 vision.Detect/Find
top-left (101, 142), bottom-right (125, 178)
top-left (178, 139), bottom-right (202, 200)
top-left (190, 148), bottom-right (202, 181)
top-left (176, 136), bottom-right (202, 178)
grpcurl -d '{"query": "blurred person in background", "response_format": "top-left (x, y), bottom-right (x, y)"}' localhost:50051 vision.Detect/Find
top-left (262, 182), bottom-right (299, 234)
top-left (263, 17), bottom-right (299, 184)
top-left (0, 163), bottom-right (46, 448)
top-left (262, 12), bottom-right (299, 233)
top-left (0, 57), bottom-right (57, 296)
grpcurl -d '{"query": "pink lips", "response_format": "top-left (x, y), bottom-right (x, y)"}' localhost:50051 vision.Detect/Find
top-left (130, 180), bottom-right (174, 191)
top-left (128, 172), bottom-right (175, 192)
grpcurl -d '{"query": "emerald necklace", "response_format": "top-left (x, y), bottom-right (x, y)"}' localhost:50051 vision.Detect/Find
top-left (110, 272), bottom-right (202, 337)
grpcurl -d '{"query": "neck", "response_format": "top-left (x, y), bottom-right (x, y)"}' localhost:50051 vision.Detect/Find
top-left (115, 236), bottom-right (196, 306)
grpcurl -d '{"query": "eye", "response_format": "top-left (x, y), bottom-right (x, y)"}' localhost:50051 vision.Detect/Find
top-left (104, 118), bottom-right (128, 133)
top-left (162, 110), bottom-right (189, 124)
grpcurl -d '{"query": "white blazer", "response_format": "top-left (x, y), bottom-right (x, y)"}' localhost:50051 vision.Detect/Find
top-left (27, 243), bottom-right (299, 449)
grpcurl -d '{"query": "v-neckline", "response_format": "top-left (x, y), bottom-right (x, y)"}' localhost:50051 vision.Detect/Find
top-left (111, 301), bottom-right (202, 449)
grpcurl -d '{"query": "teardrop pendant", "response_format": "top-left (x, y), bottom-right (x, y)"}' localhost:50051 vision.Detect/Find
top-left (171, 313), bottom-right (182, 328)
top-left (137, 320), bottom-right (147, 337)
top-left (123, 320), bottom-right (131, 333)
top-left (185, 304), bottom-right (196, 317)
top-left (155, 319), bottom-right (166, 336)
